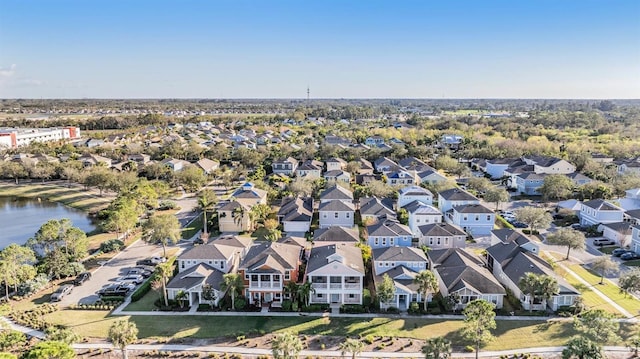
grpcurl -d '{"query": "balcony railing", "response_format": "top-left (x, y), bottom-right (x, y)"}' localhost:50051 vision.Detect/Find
top-left (311, 283), bottom-right (327, 289)
top-left (249, 282), bottom-right (282, 289)
top-left (344, 283), bottom-right (360, 289)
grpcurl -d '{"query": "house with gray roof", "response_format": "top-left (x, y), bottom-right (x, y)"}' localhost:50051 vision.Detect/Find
top-left (403, 200), bottom-right (442, 237)
top-left (277, 196), bottom-right (313, 233)
top-left (445, 203), bottom-right (495, 237)
top-left (367, 219), bottom-right (413, 248)
top-left (579, 199), bottom-right (624, 227)
top-left (166, 263), bottom-right (225, 308)
top-left (320, 185), bottom-right (354, 204)
top-left (230, 182), bottom-right (268, 207)
top-left (486, 229), bottom-right (579, 311)
top-left (600, 221), bottom-right (633, 247)
top-left (306, 243), bottom-right (364, 305)
top-left (372, 246), bottom-right (429, 310)
top-left (438, 188), bottom-right (479, 213)
top-left (359, 197), bottom-right (395, 224)
top-left (398, 186), bottom-right (433, 208)
top-left (313, 226), bottom-right (360, 244)
top-left (296, 159), bottom-right (323, 179)
top-left (428, 248), bottom-right (505, 310)
top-left (271, 157), bottom-right (298, 175)
top-left (417, 222), bottom-right (467, 248)
top-left (319, 200), bottom-right (355, 228)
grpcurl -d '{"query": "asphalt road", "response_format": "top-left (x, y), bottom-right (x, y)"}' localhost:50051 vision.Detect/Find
top-left (57, 240), bottom-right (165, 306)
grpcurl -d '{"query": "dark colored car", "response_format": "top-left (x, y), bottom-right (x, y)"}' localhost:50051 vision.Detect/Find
top-left (512, 222), bottom-right (528, 228)
top-left (98, 283), bottom-right (133, 297)
top-left (73, 272), bottom-right (92, 286)
top-left (127, 268), bottom-right (152, 278)
top-left (612, 248), bottom-right (631, 257)
top-left (621, 252), bottom-right (640, 261)
top-left (136, 259), bottom-right (156, 266)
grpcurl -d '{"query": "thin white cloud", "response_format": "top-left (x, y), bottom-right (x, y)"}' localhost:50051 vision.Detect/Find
top-left (0, 64), bottom-right (16, 77)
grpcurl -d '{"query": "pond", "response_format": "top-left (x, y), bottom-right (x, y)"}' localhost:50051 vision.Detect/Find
top-left (0, 196), bottom-right (96, 249)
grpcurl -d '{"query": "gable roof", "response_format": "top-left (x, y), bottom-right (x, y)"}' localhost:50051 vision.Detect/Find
top-left (318, 200), bottom-right (355, 212)
top-left (306, 243), bottom-right (365, 274)
top-left (367, 219), bottom-right (412, 237)
top-left (491, 229), bottom-right (532, 247)
top-left (418, 222), bottom-right (466, 237)
top-left (582, 199), bottom-right (623, 211)
top-left (320, 185), bottom-right (353, 201)
top-left (372, 246), bottom-right (427, 262)
top-left (218, 200), bottom-right (250, 212)
top-left (402, 200), bottom-right (441, 215)
top-left (231, 182), bottom-right (267, 200)
top-left (429, 248), bottom-right (505, 295)
top-left (359, 197), bottom-right (395, 218)
top-left (399, 186), bottom-right (433, 197)
top-left (438, 188), bottom-right (478, 201)
top-left (313, 226), bottom-right (360, 243)
top-left (166, 263), bottom-right (225, 291)
top-left (211, 235), bottom-right (254, 250)
top-left (601, 221), bottom-right (633, 235)
top-left (298, 159), bottom-right (323, 171)
top-left (453, 203), bottom-right (494, 214)
top-left (239, 242), bottom-right (301, 273)
top-left (278, 196), bottom-right (313, 222)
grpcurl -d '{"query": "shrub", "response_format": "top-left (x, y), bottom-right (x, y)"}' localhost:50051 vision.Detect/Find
top-left (17, 273), bottom-right (49, 297)
top-left (340, 304), bottom-right (366, 314)
top-left (464, 345), bottom-right (475, 352)
top-left (408, 302), bottom-right (420, 314)
top-left (100, 239), bottom-right (124, 253)
top-left (364, 335), bottom-right (375, 345)
top-left (363, 288), bottom-right (372, 307)
top-left (302, 304), bottom-right (329, 312)
top-left (496, 215), bottom-right (515, 229)
top-left (159, 201), bottom-right (177, 210)
top-left (281, 300), bottom-right (292, 311)
top-left (385, 307), bottom-right (400, 314)
top-left (235, 298), bottom-right (246, 310)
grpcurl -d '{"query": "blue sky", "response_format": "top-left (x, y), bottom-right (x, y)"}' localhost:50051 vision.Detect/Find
top-left (0, 0), bottom-right (638, 99)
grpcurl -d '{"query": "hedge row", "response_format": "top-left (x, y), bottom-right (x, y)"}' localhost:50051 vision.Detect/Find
top-left (131, 256), bottom-right (177, 302)
top-left (496, 215), bottom-right (515, 229)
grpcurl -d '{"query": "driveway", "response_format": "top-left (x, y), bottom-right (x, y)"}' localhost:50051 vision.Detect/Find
top-left (58, 240), bottom-right (166, 307)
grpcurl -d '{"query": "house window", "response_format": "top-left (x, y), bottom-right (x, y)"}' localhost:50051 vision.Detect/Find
top-left (221, 262), bottom-right (225, 269)
top-left (444, 238), bottom-right (449, 245)
top-left (475, 215), bottom-right (479, 221)
top-left (251, 274), bottom-right (258, 281)
top-left (385, 262), bottom-right (389, 267)
top-left (487, 215), bottom-right (491, 221)
top-left (374, 238), bottom-right (379, 245)
top-left (284, 271), bottom-right (290, 280)
top-left (417, 219), bottom-right (420, 223)
top-left (274, 275), bottom-right (280, 281)
top-left (382, 238), bottom-right (387, 246)
top-left (429, 238), bottom-right (434, 245)
top-left (390, 238), bottom-right (394, 245)
top-left (463, 216), bottom-right (468, 221)
top-left (245, 273), bottom-right (249, 280)
top-left (346, 212), bottom-right (350, 218)
top-left (181, 261), bottom-right (185, 269)
top-left (323, 213), bottom-right (327, 218)
top-left (349, 294), bottom-right (355, 298)
top-left (317, 293), bottom-right (323, 298)
top-left (335, 212), bottom-right (339, 218)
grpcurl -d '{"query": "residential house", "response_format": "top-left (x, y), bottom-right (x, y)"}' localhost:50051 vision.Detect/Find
top-left (600, 222), bottom-right (633, 247)
top-left (485, 158), bottom-right (518, 179)
top-left (438, 188), bottom-right (480, 213)
top-left (79, 153), bottom-right (112, 167)
top-left (319, 200), bottom-right (355, 228)
top-left (522, 155), bottom-right (576, 174)
top-left (374, 157), bottom-right (399, 173)
top-left (417, 222), bottom-right (467, 248)
top-left (372, 246), bottom-right (429, 310)
top-left (417, 169), bottom-right (448, 185)
top-left (355, 173), bottom-right (382, 186)
top-left (428, 248), bottom-right (505, 310)
top-left (127, 154), bottom-right (151, 165)
top-left (440, 134), bottom-right (464, 149)
top-left (385, 170), bottom-right (416, 186)
top-left (196, 158), bottom-right (220, 175)
top-left (445, 204), bottom-right (495, 237)
top-left (359, 197), bottom-right (395, 224)
top-left (367, 219), bottom-right (413, 248)
top-left (398, 186), bottom-right (433, 208)
top-left (239, 242), bottom-right (303, 306)
top-left (272, 157), bottom-right (298, 176)
top-left (296, 160), bottom-right (323, 179)
top-left (579, 199), bottom-right (624, 227)
top-left (177, 237), bottom-right (245, 273)
top-left (277, 196), bottom-right (313, 233)
top-left (319, 185), bottom-right (354, 204)
top-left (324, 135), bottom-right (352, 146)
top-left (631, 226), bottom-right (640, 255)
top-left (486, 229), bottom-right (579, 311)
top-left (516, 172), bottom-right (547, 195)
top-left (365, 136), bottom-right (385, 147)
top-left (326, 157), bottom-right (347, 172)
top-left (618, 159), bottom-right (640, 175)
top-left (166, 264), bottom-right (225, 308)
top-left (402, 200), bottom-right (442, 237)
top-left (217, 201), bottom-right (251, 232)
top-left (160, 158), bottom-right (188, 172)
top-left (357, 158), bottom-right (374, 175)
top-left (324, 170), bottom-right (351, 184)
top-left (306, 243), bottom-right (365, 305)
top-left (313, 226), bottom-right (360, 244)
top-left (566, 172), bottom-right (592, 186)
top-left (230, 182), bottom-right (268, 207)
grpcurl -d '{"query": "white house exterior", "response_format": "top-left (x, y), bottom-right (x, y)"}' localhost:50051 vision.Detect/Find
top-left (445, 204), bottom-right (495, 237)
top-left (485, 158), bottom-right (517, 179)
top-left (600, 222), bottom-right (633, 247)
top-left (272, 157), bottom-right (298, 175)
top-left (296, 160), bottom-right (323, 179)
top-left (438, 188), bottom-right (480, 213)
top-left (326, 157), bottom-right (347, 171)
top-left (306, 243), bottom-right (365, 305)
top-left (166, 263), bottom-right (225, 308)
top-left (631, 226), bottom-right (640, 255)
top-left (372, 246), bottom-right (429, 310)
top-left (417, 222), bottom-right (467, 248)
top-left (398, 186), bottom-right (433, 208)
top-left (523, 156), bottom-right (576, 174)
top-left (324, 170), bottom-right (351, 184)
top-left (579, 199), bottom-right (625, 227)
top-left (277, 196), bottom-right (313, 233)
top-left (417, 169), bottom-right (448, 185)
top-left (402, 200), bottom-right (442, 237)
top-left (385, 171), bottom-right (416, 186)
top-left (359, 197), bottom-right (395, 224)
top-left (516, 172), bottom-right (547, 195)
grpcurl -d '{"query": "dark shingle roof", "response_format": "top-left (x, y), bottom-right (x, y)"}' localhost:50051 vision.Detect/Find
top-left (278, 196), bottom-right (313, 222)
top-left (239, 242), bottom-right (301, 273)
top-left (166, 263), bottom-right (225, 291)
top-left (372, 246), bottom-right (427, 262)
top-left (306, 243), bottom-right (365, 274)
top-left (367, 219), bottom-right (412, 237)
top-left (428, 248), bottom-right (505, 295)
top-left (313, 226), bottom-right (360, 243)
top-left (320, 185), bottom-right (353, 201)
top-left (438, 188), bottom-right (478, 201)
top-left (453, 204), bottom-right (493, 214)
top-left (418, 223), bottom-right (466, 237)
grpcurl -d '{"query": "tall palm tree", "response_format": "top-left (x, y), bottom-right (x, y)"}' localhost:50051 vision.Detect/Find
top-left (197, 189), bottom-right (218, 239)
top-left (271, 332), bottom-right (303, 359)
top-left (537, 275), bottom-right (559, 309)
top-left (421, 337), bottom-right (452, 359)
top-left (220, 273), bottom-right (244, 310)
top-left (297, 282), bottom-right (315, 307)
top-left (284, 281), bottom-right (300, 306)
top-left (155, 262), bottom-right (173, 307)
top-left (340, 338), bottom-right (365, 359)
top-left (414, 270), bottom-right (438, 312)
top-left (108, 319), bottom-right (138, 359)
top-left (518, 272), bottom-right (539, 313)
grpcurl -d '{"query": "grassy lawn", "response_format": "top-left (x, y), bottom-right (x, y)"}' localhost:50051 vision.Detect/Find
top-left (0, 182), bottom-right (111, 213)
top-left (598, 246), bottom-right (618, 255)
top-left (86, 232), bottom-right (116, 250)
top-left (624, 259), bottom-right (640, 267)
top-left (41, 312), bottom-right (636, 350)
top-left (181, 213), bottom-right (203, 239)
top-left (122, 290), bottom-right (160, 312)
top-left (568, 264), bottom-right (640, 315)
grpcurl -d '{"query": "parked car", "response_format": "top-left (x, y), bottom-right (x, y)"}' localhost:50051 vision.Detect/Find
top-left (136, 256), bottom-right (167, 266)
top-left (51, 285), bottom-right (73, 302)
top-left (571, 223), bottom-right (583, 230)
top-left (118, 275), bottom-right (144, 285)
top-left (612, 248), bottom-right (632, 257)
top-left (127, 268), bottom-right (152, 278)
top-left (73, 272), bottom-right (92, 285)
top-left (98, 283), bottom-right (135, 297)
top-left (621, 252), bottom-right (640, 261)
top-left (150, 256), bottom-right (167, 264)
top-left (512, 222), bottom-right (528, 228)
top-left (593, 238), bottom-right (615, 246)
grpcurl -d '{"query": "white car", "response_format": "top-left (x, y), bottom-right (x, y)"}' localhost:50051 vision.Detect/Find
top-left (117, 275), bottom-right (144, 285)
top-left (150, 256), bottom-right (167, 264)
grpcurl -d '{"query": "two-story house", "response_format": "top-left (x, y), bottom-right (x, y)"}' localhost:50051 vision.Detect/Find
top-left (372, 246), bottom-right (429, 310)
top-left (296, 160), bottom-right (324, 179)
top-left (324, 170), bottom-right (351, 184)
top-left (438, 188), bottom-right (480, 213)
top-left (271, 157), bottom-right (298, 176)
top-left (319, 185), bottom-right (355, 228)
top-left (374, 157), bottom-right (400, 174)
top-left (217, 201), bottom-right (252, 232)
top-left (485, 158), bottom-right (518, 179)
top-left (367, 219), bottom-right (413, 248)
top-left (445, 203), bottom-right (495, 237)
top-left (277, 196), bottom-right (313, 233)
top-left (631, 225), bottom-right (640, 255)
top-left (385, 170), bottom-right (416, 186)
top-left (195, 158), bottom-right (220, 175)
top-left (365, 136), bottom-right (385, 147)
top-left (306, 243), bottom-right (365, 305)
top-left (428, 248), bottom-right (505, 310)
top-left (515, 172), bottom-right (547, 195)
top-left (359, 197), bottom-right (395, 224)
top-left (313, 226), bottom-right (360, 244)
top-left (402, 200), bottom-right (442, 237)
top-left (230, 182), bottom-right (268, 207)
top-left (523, 155), bottom-right (576, 174)
top-left (486, 229), bottom-right (579, 311)
top-left (239, 242), bottom-right (303, 306)
top-left (418, 222), bottom-right (467, 248)
top-left (579, 199), bottom-right (625, 227)
top-left (417, 169), bottom-right (448, 185)
top-left (397, 186), bottom-right (434, 208)
top-left (326, 157), bottom-right (347, 172)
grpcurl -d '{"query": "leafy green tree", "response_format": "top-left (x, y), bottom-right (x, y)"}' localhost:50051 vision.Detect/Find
top-left (340, 338), bottom-right (364, 359)
top-left (414, 270), bottom-right (438, 312)
top-left (0, 244), bottom-right (36, 296)
top-left (173, 165), bottom-right (207, 192)
top-left (175, 290), bottom-right (188, 308)
top-left (483, 188), bottom-right (510, 211)
top-left (297, 282), bottom-right (315, 307)
top-left (628, 330), bottom-right (640, 357)
top-left (591, 257), bottom-right (618, 285)
top-left (84, 166), bottom-right (115, 196)
top-left (539, 174), bottom-right (574, 201)
top-left (518, 273), bottom-right (558, 312)
top-left (573, 309), bottom-right (620, 344)
top-left (197, 189), bottom-right (218, 238)
top-left (25, 341), bottom-right (75, 359)
top-left (108, 319), bottom-right (138, 359)
top-left (284, 281), bottom-right (300, 306)
top-left (201, 284), bottom-right (218, 308)
top-left (397, 208), bottom-right (409, 225)
top-left (546, 228), bottom-right (586, 260)
top-left (619, 268), bottom-right (640, 297)
top-left (462, 299), bottom-right (496, 359)
top-left (0, 352), bottom-right (17, 359)
top-left (143, 214), bottom-right (181, 257)
top-left (1, 162), bottom-right (27, 184)
top-left (421, 337), bottom-right (451, 359)
top-left (561, 336), bottom-right (604, 359)
top-left (271, 332), bottom-right (303, 359)
top-left (377, 274), bottom-right (396, 310)
top-left (514, 207), bottom-right (552, 232)
top-left (220, 273), bottom-right (244, 310)
top-left (467, 177), bottom-right (492, 193)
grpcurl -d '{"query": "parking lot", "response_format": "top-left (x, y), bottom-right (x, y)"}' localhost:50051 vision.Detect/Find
top-left (57, 240), bottom-right (167, 307)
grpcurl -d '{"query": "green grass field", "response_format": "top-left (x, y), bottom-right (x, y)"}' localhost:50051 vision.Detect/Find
top-left (568, 264), bottom-right (640, 315)
top-left (0, 182), bottom-right (111, 213)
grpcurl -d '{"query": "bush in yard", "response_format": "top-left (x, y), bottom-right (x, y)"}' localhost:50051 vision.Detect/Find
top-left (158, 201), bottom-right (177, 210)
top-left (281, 300), bottom-right (292, 311)
top-left (17, 273), bottom-right (49, 297)
top-left (234, 298), bottom-right (246, 310)
top-left (99, 239), bottom-right (124, 253)
top-left (408, 302), bottom-right (420, 314)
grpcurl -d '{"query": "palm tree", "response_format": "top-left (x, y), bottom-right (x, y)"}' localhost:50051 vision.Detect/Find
top-left (220, 273), bottom-right (244, 310)
top-left (197, 189), bottom-right (218, 240)
top-left (421, 337), bottom-right (452, 359)
top-left (175, 290), bottom-right (188, 308)
top-left (297, 282), bottom-right (315, 307)
top-left (108, 319), bottom-right (138, 359)
top-left (231, 203), bottom-right (248, 230)
top-left (155, 262), bottom-right (173, 307)
top-left (537, 275), bottom-right (559, 309)
top-left (518, 272), bottom-right (539, 312)
top-left (271, 332), bottom-right (303, 359)
top-left (340, 338), bottom-right (365, 359)
top-left (284, 281), bottom-right (300, 306)
top-left (414, 270), bottom-right (438, 312)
